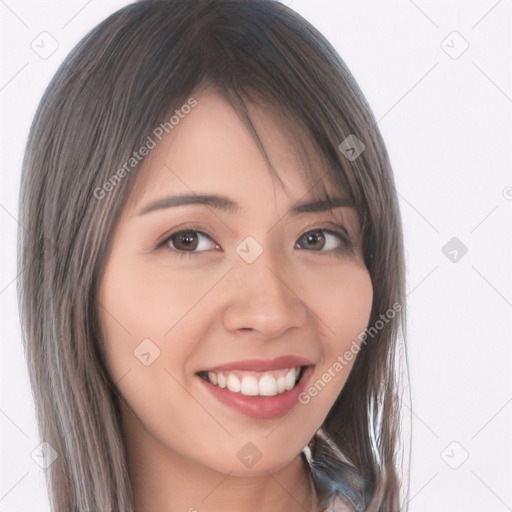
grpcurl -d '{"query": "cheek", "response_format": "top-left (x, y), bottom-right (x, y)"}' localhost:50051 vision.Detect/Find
top-left (98, 252), bottom-right (230, 370)
top-left (331, 266), bottom-right (373, 348)
top-left (297, 261), bottom-right (373, 410)
top-left (97, 256), bottom-right (226, 455)
top-left (97, 249), bottom-right (234, 402)
top-left (304, 258), bottom-right (373, 346)
top-left (100, 255), bottom-right (222, 336)
top-left (97, 256), bottom-right (197, 418)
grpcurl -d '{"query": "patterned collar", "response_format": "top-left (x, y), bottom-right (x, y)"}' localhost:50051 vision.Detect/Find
top-left (301, 447), bottom-right (364, 512)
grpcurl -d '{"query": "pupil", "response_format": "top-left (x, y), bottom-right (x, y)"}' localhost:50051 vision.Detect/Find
top-left (305, 231), bottom-right (324, 249)
top-left (175, 230), bottom-right (198, 250)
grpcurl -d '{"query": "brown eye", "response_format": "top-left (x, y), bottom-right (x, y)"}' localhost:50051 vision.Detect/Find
top-left (170, 230), bottom-right (199, 251)
top-left (298, 230), bottom-right (326, 250)
top-left (161, 229), bottom-right (218, 253)
top-left (295, 229), bottom-right (350, 252)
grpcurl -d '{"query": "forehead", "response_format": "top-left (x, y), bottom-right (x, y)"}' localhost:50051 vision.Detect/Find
top-left (124, 89), bottom-right (341, 215)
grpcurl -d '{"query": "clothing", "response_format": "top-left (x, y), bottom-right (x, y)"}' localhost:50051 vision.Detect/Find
top-left (323, 492), bottom-right (355, 512)
top-left (301, 445), bottom-right (362, 512)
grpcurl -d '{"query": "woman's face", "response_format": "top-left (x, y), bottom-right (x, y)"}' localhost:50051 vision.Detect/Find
top-left (98, 89), bottom-right (373, 478)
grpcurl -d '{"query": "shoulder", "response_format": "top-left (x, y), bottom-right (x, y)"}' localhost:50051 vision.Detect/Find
top-left (323, 492), bottom-right (356, 512)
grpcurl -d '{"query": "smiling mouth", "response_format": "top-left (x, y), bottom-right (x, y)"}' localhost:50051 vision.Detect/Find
top-left (196, 366), bottom-right (306, 397)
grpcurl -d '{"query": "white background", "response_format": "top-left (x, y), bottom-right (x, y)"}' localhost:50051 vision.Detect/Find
top-left (1, 1), bottom-right (511, 511)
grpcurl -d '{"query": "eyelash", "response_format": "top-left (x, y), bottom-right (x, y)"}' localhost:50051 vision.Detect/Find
top-left (155, 225), bottom-right (353, 259)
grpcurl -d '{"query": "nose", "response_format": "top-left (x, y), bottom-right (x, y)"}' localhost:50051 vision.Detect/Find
top-left (222, 253), bottom-right (308, 339)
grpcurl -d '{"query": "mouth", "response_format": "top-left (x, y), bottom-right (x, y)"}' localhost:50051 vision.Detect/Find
top-left (196, 356), bottom-right (315, 420)
top-left (196, 366), bottom-right (306, 397)
top-left (194, 355), bottom-right (315, 419)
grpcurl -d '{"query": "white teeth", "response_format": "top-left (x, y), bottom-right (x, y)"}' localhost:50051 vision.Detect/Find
top-left (258, 374), bottom-right (278, 396)
top-left (203, 367), bottom-right (303, 397)
top-left (217, 372), bottom-right (226, 388)
top-left (240, 375), bottom-right (259, 396)
top-left (284, 368), bottom-right (296, 391)
top-left (226, 374), bottom-right (241, 393)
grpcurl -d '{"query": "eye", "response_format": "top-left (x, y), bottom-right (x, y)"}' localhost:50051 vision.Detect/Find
top-left (158, 229), bottom-right (219, 254)
top-left (295, 228), bottom-right (351, 252)
top-left (156, 226), bottom-right (352, 258)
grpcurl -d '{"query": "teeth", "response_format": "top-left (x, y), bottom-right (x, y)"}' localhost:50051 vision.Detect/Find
top-left (217, 372), bottom-right (226, 388)
top-left (226, 374), bottom-right (241, 393)
top-left (240, 375), bottom-right (259, 396)
top-left (202, 367), bottom-right (303, 397)
top-left (258, 374), bottom-right (278, 396)
top-left (284, 368), bottom-right (296, 391)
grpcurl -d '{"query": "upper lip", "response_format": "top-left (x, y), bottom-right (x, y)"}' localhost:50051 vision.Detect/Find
top-left (199, 355), bottom-right (314, 373)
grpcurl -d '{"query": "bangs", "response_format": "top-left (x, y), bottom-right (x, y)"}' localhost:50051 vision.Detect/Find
top-left (208, 81), bottom-right (356, 206)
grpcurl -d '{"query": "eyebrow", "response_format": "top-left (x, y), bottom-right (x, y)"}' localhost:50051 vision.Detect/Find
top-left (138, 193), bottom-right (352, 216)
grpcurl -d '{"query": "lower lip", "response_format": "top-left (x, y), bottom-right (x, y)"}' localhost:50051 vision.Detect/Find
top-left (197, 366), bottom-right (314, 419)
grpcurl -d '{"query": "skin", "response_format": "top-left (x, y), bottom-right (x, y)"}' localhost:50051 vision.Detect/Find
top-left (98, 89), bottom-right (373, 512)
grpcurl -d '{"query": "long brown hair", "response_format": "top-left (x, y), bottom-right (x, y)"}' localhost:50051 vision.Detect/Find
top-left (18, 1), bottom-right (409, 510)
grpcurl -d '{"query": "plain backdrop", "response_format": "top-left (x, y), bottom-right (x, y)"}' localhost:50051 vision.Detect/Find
top-left (1, 1), bottom-right (511, 511)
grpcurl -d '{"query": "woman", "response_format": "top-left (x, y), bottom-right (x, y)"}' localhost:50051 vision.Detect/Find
top-left (18, 1), bottom-right (408, 510)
